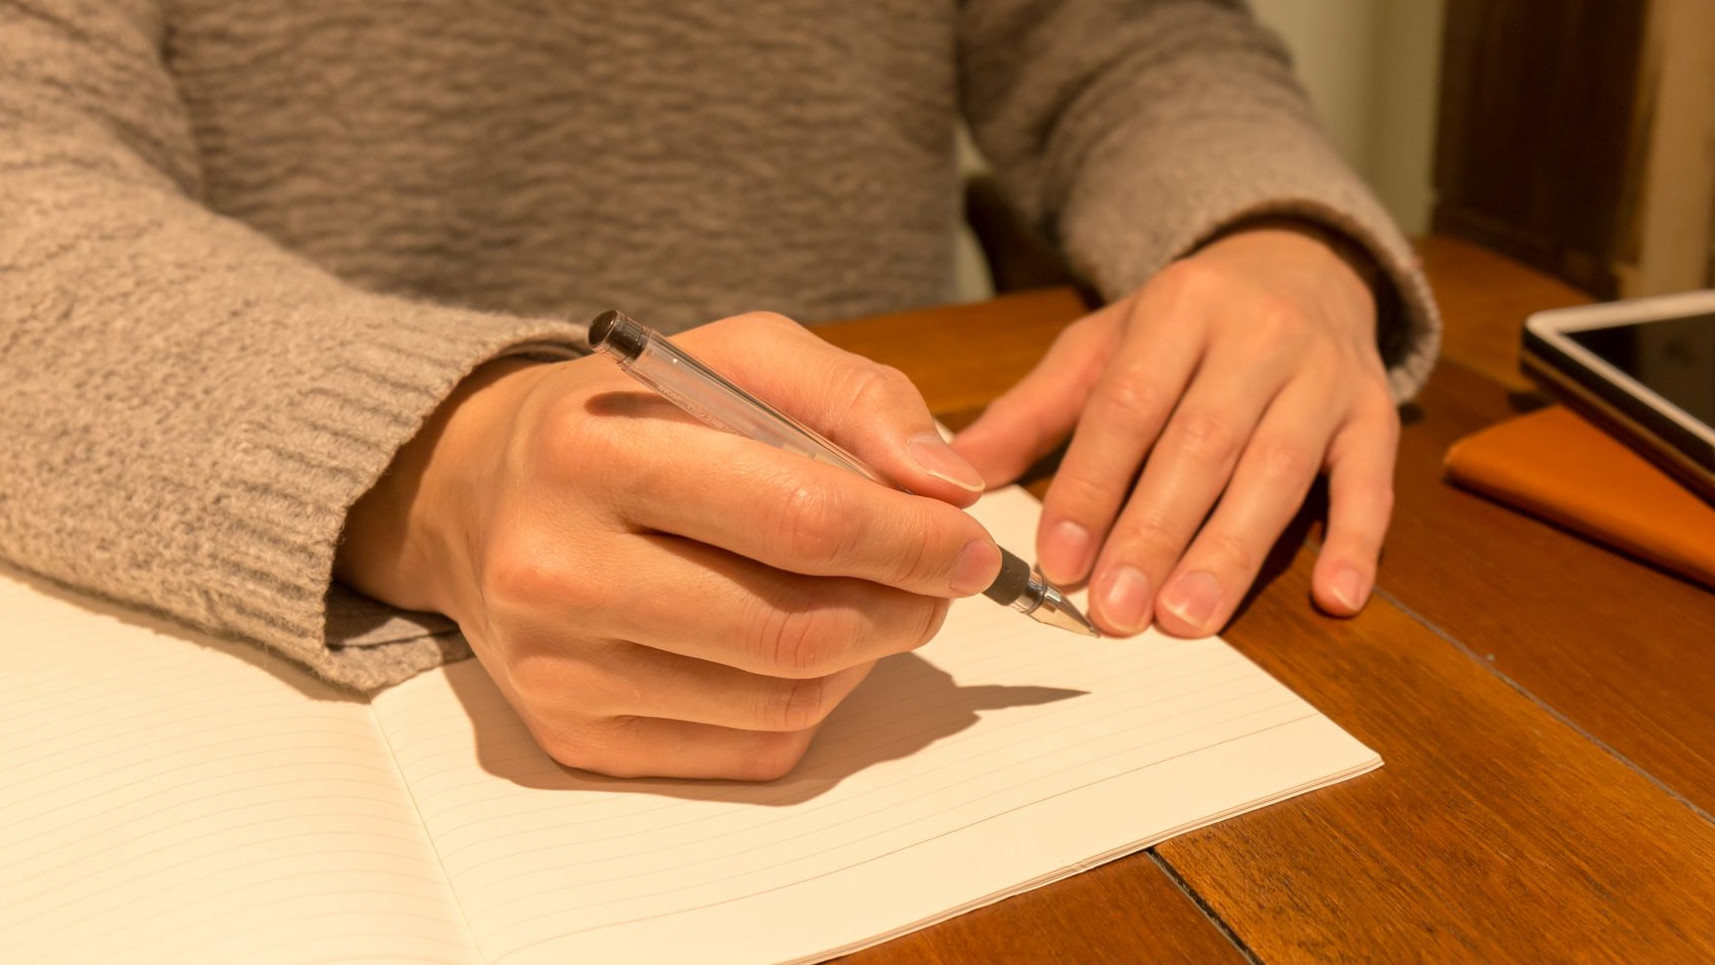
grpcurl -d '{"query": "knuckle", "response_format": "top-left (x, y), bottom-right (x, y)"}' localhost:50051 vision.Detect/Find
top-left (530, 717), bottom-right (611, 773)
top-left (842, 362), bottom-right (917, 413)
top-left (874, 594), bottom-right (948, 655)
top-left (886, 506), bottom-right (967, 589)
top-left (1095, 372), bottom-right (1168, 425)
top-left (1338, 402), bottom-right (1401, 464)
top-left (1169, 410), bottom-right (1241, 465)
top-left (771, 477), bottom-right (854, 569)
top-left (1305, 343), bottom-right (1347, 378)
top-left (754, 603), bottom-right (860, 678)
top-left (740, 310), bottom-right (799, 332)
top-left (914, 598), bottom-right (951, 648)
top-left (1331, 466), bottom-right (1395, 524)
top-left (534, 732), bottom-right (590, 771)
top-left (746, 732), bottom-right (812, 781)
top-left (707, 311), bottom-right (805, 349)
top-left (507, 653), bottom-right (558, 704)
top-left (763, 676), bottom-right (832, 731)
top-left (1110, 504), bottom-right (1179, 560)
top-left (1251, 439), bottom-right (1316, 484)
top-left (508, 654), bottom-right (601, 711)
top-left (1203, 529), bottom-right (1263, 575)
top-left (1047, 470), bottom-right (1124, 520)
top-left (1155, 256), bottom-right (1222, 298)
top-left (481, 535), bottom-right (583, 613)
top-left (1250, 295), bottom-right (1307, 344)
top-left (886, 526), bottom-right (937, 589)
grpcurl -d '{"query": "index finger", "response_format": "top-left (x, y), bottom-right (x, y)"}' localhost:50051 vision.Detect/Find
top-left (677, 312), bottom-right (987, 507)
top-left (602, 418), bottom-right (1003, 598)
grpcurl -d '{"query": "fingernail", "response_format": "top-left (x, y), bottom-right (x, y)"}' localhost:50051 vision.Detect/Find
top-left (1039, 520), bottom-right (1092, 583)
top-left (1098, 565), bottom-right (1151, 635)
top-left (908, 433), bottom-right (985, 493)
top-left (951, 539), bottom-right (1003, 595)
top-left (1330, 567), bottom-right (1366, 612)
top-left (1161, 571), bottom-right (1221, 633)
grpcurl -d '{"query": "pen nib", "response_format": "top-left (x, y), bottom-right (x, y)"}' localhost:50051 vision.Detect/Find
top-left (1032, 595), bottom-right (1102, 637)
top-left (1028, 577), bottom-right (1102, 637)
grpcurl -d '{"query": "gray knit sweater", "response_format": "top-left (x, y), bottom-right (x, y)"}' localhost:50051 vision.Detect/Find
top-left (0, 0), bottom-right (1438, 690)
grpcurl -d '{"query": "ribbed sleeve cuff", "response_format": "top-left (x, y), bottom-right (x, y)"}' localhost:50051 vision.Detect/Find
top-left (206, 294), bottom-right (586, 691)
top-left (1056, 118), bottom-right (1442, 403)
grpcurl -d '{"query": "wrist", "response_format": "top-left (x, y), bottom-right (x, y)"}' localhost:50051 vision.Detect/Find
top-left (1192, 218), bottom-right (1380, 334)
top-left (336, 357), bottom-right (549, 621)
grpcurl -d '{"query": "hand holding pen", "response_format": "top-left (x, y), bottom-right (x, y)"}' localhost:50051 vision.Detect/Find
top-left (337, 310), bottom-right (1069, 781)
top-left (589, 310), bottom-right (1096, 637)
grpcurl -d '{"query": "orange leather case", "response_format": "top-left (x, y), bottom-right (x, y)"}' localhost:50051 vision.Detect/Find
top-left (1444, 405), bottom-right (1715, 591)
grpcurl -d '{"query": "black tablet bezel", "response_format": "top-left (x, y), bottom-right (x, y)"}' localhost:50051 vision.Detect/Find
top-left (1522, 293), bottom-right (1715, 500)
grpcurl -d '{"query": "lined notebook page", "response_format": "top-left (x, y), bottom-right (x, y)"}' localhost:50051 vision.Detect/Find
top-left (0, 570), bottom-right (480, 965)
top-left (372, 486), bottom-right (1381, 965)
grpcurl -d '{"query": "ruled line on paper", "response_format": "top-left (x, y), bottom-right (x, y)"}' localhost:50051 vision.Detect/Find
top-left (438, 671), bottom-right (1281, 876)
top-left (0, 572), bottom-right (483, 965)
top-left (449, 695), bottom-right (1303, 939)
top-left (374, 622), bottom-right (1312, 935)
top-left (469, 701), bottom-right (1313, 936)
top-left (493, 712), bottom-right (1321, 959)
top-left (0, 692), bottom-right (388, 769)
top-left (0, 482), bottom-right (1377, 965)
top-left (7, 792), bottom-right (433, 887)
top-left (364, 486), bottom-right (1379, 965)
top-left (387, 633), bottom-right (1239, 833)
top-left (409, 643), bottom-right (1233, 844)
top-left (0, 732), bottom-right (402, 808)
top-left (41, 844), bottom-right (456, 946)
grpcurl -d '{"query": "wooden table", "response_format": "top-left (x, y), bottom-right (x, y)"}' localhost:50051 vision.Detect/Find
top-left (816, 238), bottom-right (1715, 963)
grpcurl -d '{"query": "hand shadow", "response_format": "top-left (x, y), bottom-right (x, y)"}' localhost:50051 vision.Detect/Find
top-left (444, 650), bottom-right (1087, 806)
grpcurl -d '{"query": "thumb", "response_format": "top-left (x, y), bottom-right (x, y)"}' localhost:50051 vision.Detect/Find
top-left (679, 312), bottom-right (987, 507)
top-left (951, 306), bottom-right (1118, 486)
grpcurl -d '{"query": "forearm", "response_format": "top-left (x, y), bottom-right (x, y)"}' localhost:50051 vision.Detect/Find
top-left (0, 3), bottom-right (585, 689)
top-left (0, 171), bottom-right (586, 687)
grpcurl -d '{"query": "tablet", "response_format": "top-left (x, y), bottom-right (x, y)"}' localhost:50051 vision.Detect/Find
top-left (1522, 290), bottom-right (1715, 504)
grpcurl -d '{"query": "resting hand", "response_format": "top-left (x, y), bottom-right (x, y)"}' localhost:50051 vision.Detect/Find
top-left (338, 313), bottom-right (999, 779)
top-left (952, 225), bottom-right (1398, 637)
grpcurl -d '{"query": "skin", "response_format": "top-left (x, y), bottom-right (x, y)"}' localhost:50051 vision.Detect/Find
top-left (952, 223), bottom-right (1395, 637)
top-left (337, 313), bottom-right (1002, 781)
top-left (337, 226), bottom-right (1395, 779)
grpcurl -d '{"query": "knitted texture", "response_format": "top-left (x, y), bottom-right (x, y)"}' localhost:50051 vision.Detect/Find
top-left (0, 0), bottom-right (1439, 690)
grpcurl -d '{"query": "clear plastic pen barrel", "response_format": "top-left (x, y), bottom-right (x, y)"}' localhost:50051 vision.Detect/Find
top-left (587, 309), bottom-right (1099, 638)
top-left (588, 310), bottom-right (885, 484)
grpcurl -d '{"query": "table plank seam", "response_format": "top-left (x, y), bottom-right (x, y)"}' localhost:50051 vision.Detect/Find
top-left (1373, 583), bottom-right (1715, 829)
top-left (1146, 849), bottom-right (1264, 965)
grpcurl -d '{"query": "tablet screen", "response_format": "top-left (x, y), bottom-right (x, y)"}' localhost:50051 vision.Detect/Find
top-left (1567, 313), bottom-right (1715, 425)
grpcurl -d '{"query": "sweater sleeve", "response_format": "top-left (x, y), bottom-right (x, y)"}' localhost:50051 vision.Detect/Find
top-left (0, 1), bottom-right (587, 690)
top-left (958, 0), bottom-right (1440, 400)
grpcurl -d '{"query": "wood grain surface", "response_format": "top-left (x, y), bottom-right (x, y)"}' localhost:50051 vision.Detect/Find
top-left (816, 239), bottom-right (1715, 962)
top-left (840, 851), bottom-right (1249, 965)
top-left (1159, 538), bottom-right (1715, 963)
top-left (1389, 362), bottom-right (1715, 816)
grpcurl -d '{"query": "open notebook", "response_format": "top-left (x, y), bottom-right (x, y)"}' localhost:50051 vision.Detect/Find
top-left (0, 486), bottom-right (1379, 964)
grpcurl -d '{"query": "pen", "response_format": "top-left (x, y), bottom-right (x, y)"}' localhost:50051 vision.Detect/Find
top-left (588, 310), bottom-right (1100, 637)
